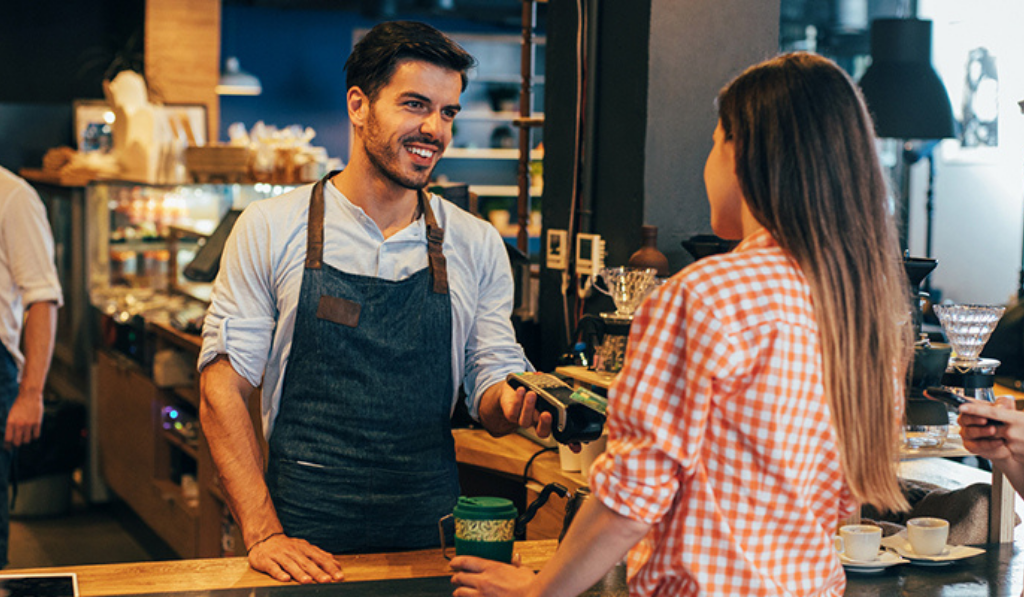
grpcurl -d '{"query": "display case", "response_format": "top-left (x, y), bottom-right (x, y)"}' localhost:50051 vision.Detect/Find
top-left (26, 173), bottom-right (286, 556)
top-left (85, 180), bottom-right (287, 557)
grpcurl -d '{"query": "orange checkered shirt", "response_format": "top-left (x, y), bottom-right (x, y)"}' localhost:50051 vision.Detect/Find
top-left (589, 228), bottom-right (856, 596)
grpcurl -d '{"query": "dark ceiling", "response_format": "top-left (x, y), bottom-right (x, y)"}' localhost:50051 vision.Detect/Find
top-left (223, 0), bottom-right (545, 29)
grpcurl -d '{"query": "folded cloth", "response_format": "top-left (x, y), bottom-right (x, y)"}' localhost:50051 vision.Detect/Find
top-left (861, 479), bottom-right (1016, 545)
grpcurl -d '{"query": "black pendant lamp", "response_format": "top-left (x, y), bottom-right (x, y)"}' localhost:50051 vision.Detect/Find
top-left (858, 18), bottom-right (955, 140)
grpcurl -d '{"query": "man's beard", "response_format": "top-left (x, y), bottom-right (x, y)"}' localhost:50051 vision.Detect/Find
top-left (363, 108), bottom-right (442, 190)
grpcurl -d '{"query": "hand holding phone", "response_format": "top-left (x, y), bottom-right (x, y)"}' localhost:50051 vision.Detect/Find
top-left (923, 387), bottom-right (969, 410)
top-left (924, 387), bottom-right (1004, 425)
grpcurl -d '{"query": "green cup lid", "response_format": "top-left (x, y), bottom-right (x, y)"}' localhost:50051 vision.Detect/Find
top-left (454, 496), bottom-right (518, 520)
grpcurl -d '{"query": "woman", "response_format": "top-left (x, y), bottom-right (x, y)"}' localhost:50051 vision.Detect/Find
top-left (451, 52), bottom-right (912, 596)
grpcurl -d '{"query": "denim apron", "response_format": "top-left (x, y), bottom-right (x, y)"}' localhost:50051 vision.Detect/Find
top-left (0, 343), bottom-right (18, 567)
top-left (266, 173), bottom-right (458, 554)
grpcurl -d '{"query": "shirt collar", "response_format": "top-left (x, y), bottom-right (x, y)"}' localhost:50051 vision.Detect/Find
top-left (733, 227), bottom-right (776, 253)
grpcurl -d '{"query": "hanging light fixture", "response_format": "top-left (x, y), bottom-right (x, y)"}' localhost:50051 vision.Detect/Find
top-left (858, 18), bottom-right (954, 139)
top-left (216, 56), bottom-right (262, 96)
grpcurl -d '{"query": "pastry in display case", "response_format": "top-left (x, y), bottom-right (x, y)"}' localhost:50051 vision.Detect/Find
top-left (87, 180), bottom-right (294, 319)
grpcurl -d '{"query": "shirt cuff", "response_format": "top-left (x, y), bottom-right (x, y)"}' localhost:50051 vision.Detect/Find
top-left (21, 286), bottom-right (63, 309)
top-left (198, 315), bottom-right (274, 387)
top-left (588, 446), bottom-right (680, 526)
top-left (465, 349), bottom-right (534, 421)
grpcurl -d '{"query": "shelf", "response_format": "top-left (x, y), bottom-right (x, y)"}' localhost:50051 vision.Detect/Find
top-left (173, 385), bottom-right (200, 408)
top-left (471, 185), bottom-right (541, 198)
top-left (458, 110), bottom-right (545, 122)
top-left (162, 429), bottom-right (199, 460)
top-left (152, 479), bottom-right (199, 517)
top-left (470, 75), bottom-right (546, 85)
top-left (444, 148), bottom-right (544, 160)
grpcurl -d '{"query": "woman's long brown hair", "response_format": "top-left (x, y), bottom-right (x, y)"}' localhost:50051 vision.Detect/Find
top-left (717, 52), bottom-right (912, 513)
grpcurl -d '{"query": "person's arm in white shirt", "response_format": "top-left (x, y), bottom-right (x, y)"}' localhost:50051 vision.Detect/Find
top-left (198, 204), bottom-right (341, 583)
top-left (2, 181), bottom-right (62, 448)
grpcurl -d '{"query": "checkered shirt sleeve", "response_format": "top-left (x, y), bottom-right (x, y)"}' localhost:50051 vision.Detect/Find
top-left (589, 229), bottom-right (856, 597)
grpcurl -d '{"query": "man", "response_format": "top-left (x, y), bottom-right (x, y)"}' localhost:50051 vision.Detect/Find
top-left (0, 165), bottom-right (61, 568)
top-left (199, 21), bottom-right (551, 583)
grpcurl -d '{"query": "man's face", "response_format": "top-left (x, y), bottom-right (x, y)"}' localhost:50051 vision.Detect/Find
top-left (359, 60), bottom-right (463, 190)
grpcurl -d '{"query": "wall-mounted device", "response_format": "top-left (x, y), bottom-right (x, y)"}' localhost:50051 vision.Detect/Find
top-left (546, 229), bottom-right (569, 270)
top-left (575, 233), bottom-right (604, 277)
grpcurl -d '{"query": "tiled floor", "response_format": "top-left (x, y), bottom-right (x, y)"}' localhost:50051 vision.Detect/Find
top-left (7, 496), bottom-right (177, 570)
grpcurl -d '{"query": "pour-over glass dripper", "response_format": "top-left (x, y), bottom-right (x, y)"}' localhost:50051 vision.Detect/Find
top-left (933, 304), bottom-right (1005, 363)
top-left (595, 267), bottom-right (658, 319)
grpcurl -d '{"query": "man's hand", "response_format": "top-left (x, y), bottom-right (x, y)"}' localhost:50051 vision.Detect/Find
top-left (247, 532), bottom-right (344, 584)
top-left (5, 391), bottom-right (43, 448)
top-left (478, 382), bottom-right (579, 452)
top-left (450, 555), bottom-right (537, 597)
top-left (501, 384), bottom-right (553, 438)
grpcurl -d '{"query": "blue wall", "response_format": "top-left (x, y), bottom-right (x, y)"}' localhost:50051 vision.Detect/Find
top-left (219, 5), bottom-right (517, 163)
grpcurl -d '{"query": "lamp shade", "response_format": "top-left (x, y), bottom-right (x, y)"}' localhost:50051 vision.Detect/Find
top-left (216, 57), bottom-right (262, 96)
top-left (858, 19), bottom-right (955, 140)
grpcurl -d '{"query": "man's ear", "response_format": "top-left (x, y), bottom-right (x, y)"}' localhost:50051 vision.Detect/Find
top-left (348, 86), bottom-right (370, 128)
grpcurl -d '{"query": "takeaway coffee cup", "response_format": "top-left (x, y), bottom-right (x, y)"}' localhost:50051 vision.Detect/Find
top-left (835, 524), bottom-right (882, 561)
top-left (907, 517), bottom-right (949, 556)
top-left (439, 496), bottom-right (517, 563)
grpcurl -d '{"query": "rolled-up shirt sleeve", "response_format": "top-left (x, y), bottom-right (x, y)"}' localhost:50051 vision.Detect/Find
top-left (3, 185), bottom-right (63, 308)
top-left (198, 204), bottom-right (276, 387)
top-left (462, 225), bottom-right (532, 420)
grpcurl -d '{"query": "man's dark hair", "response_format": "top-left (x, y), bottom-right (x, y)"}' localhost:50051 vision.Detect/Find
top-left (345, 21), bottom-right (477, 100)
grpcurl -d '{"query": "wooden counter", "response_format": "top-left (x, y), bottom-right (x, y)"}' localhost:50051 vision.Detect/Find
top-left (11, 536), bottom-right (1024, 597)
top-left (12, 541), bottom-right (559, 596)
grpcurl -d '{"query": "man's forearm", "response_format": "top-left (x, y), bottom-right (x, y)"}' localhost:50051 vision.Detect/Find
top-left (20, 301), bottom-right (57, 396)
top-left (199, 357), bottom-right (282, 548)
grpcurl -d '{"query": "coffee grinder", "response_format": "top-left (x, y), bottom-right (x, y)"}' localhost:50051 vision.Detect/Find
top-left (903, 257), bottom-right (953, 449)
top-left (935, 303), bottom-right (1005, 405)
top-left (579, 267), bottom-right (658, 374)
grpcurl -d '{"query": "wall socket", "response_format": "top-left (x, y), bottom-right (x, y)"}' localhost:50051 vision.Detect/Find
top-left (546, 229), bottom-right (569, 270)
top-left (576, 233), bottom-right (604, 276)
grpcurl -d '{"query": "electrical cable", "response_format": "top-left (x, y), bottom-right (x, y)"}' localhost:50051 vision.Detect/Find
top-left (560, 0), bottom-right (587, 346)
top-left (522, 445), bottom-right (557, 486)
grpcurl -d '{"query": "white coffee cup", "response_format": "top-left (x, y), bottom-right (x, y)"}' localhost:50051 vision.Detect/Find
top-left (836, 524), bottom-right (882, 561)
top-left (907, 517), bottom-right (949, 556)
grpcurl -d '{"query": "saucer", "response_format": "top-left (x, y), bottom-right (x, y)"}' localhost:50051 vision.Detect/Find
top-left (839, 550), bottom-right (907, 573)
top-left (880, 533), bottom-right (985, 566)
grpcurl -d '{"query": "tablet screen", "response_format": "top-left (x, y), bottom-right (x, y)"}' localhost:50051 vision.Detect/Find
top-left (0, 573), bottom-right (78, 597)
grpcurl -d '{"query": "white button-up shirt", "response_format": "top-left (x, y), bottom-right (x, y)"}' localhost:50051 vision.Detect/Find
top-left (0, 166), bottom-right (63, 376)
top-left (199, 181), bottom-right (532, 438)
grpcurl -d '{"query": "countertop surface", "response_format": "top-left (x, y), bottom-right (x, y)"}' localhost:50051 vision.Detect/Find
top-left (10, 536), bottom-right (1024, 596)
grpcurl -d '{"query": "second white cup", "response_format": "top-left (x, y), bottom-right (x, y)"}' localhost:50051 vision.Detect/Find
top-left (836, 524), bottom-right (882, 562)
top-left (907, 517), bottom-right (949, 556)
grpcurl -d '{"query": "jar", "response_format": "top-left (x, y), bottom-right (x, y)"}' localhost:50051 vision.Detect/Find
top-left (628, 225), bottom-right (669, 276)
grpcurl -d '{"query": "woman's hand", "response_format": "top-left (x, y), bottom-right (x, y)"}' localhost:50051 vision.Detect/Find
top-left (450, 556), bottom-right (537, 597)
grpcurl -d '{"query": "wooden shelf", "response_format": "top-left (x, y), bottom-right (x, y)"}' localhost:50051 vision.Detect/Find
top-left (458, 110), bottom-right (545, 122)
top-left (152, 479), bottom-right (199, 518)
top-left (443, 147), bottom-right (544, 160)
top-left (161, 429), bottom-right (199, 460)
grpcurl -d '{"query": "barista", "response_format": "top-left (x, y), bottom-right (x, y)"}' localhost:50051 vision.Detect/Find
top-left (199, 21), bottom-right (550, 584)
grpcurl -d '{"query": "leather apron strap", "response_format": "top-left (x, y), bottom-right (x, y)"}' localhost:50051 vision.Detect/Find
top-left (305, 172), bottom-right (449, 294)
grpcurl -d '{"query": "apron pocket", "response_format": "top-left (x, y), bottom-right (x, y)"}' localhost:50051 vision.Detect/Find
top-left (268, 458), bottom-right (458, 554)
top-left (316, 295), bottom-right (361, 328)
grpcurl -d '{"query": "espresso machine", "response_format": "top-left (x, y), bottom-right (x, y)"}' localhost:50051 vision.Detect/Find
top-left (579, 267), bottom-right (659, 374)
top-left (903, 257), bottom-right (953, 448)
